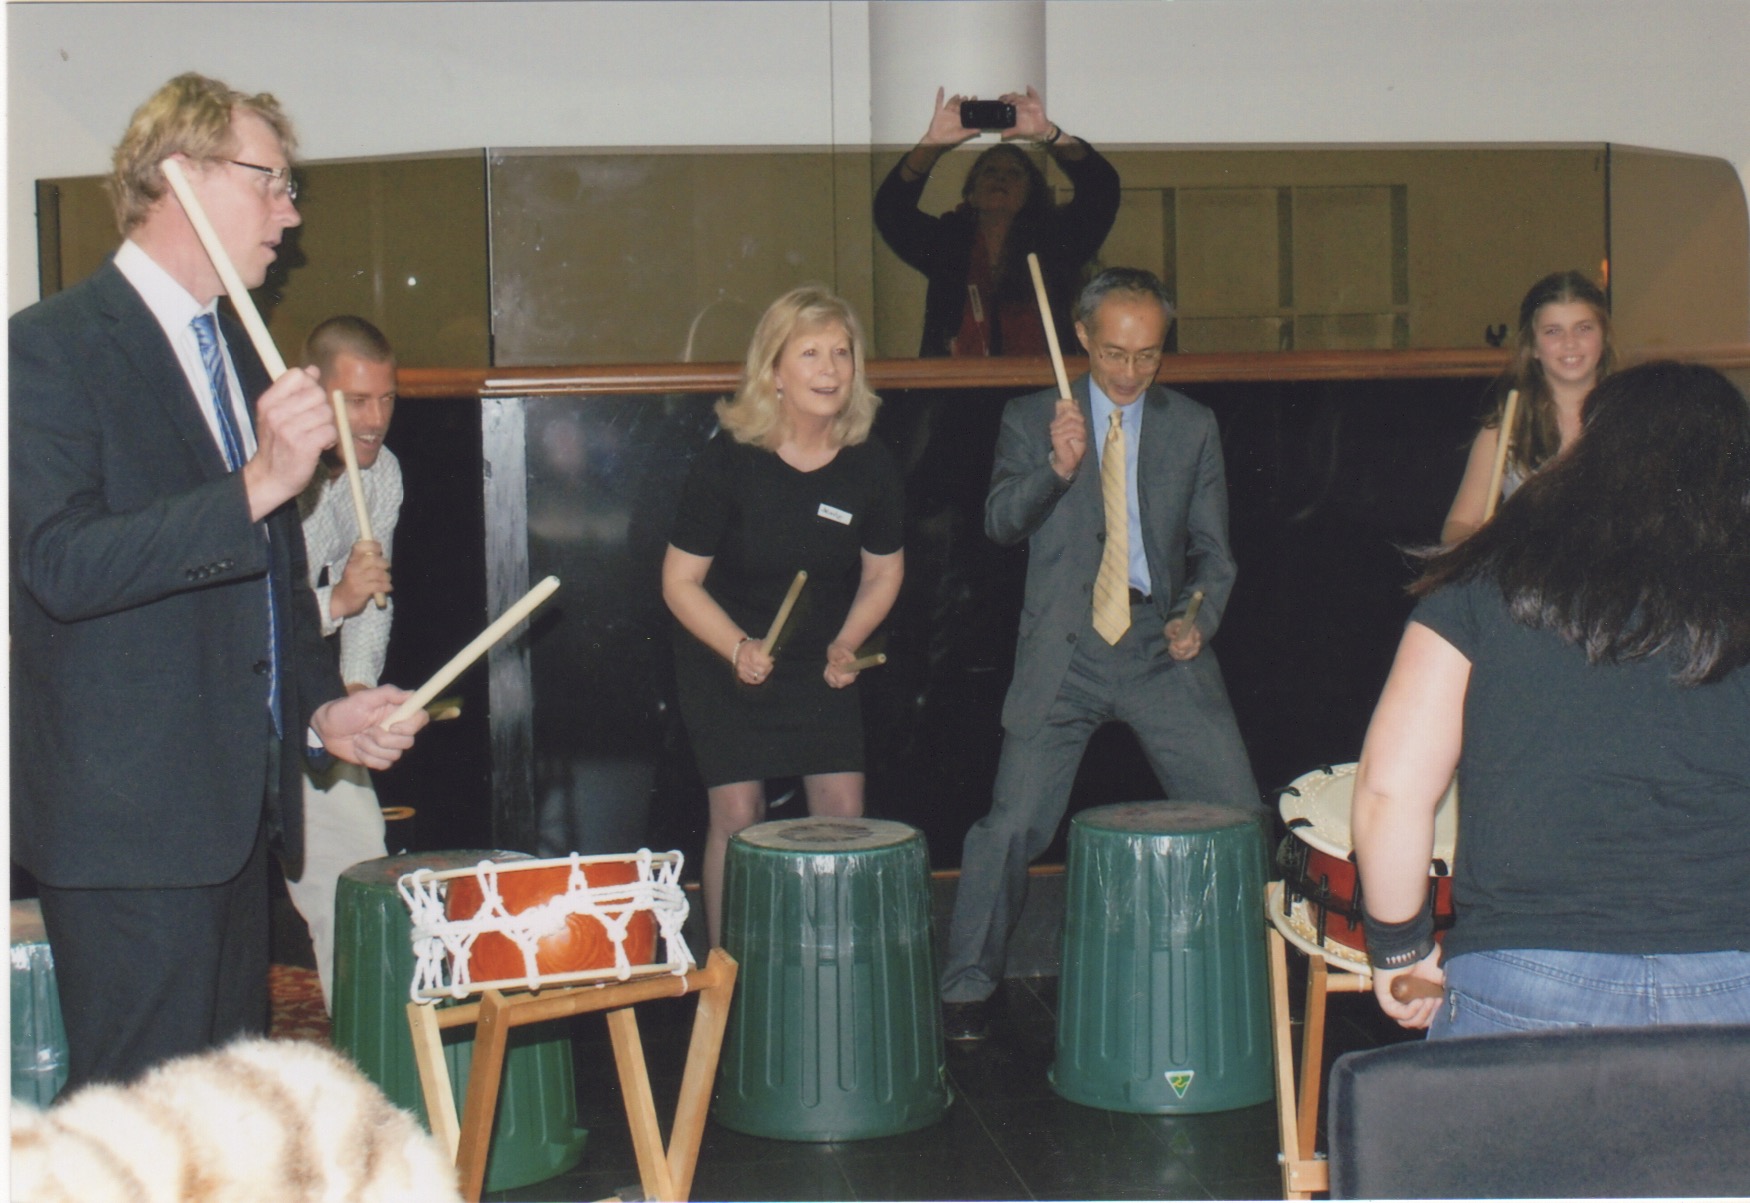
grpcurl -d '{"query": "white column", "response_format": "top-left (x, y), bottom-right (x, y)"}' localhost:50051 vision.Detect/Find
top-left (868, 1), bottom-right (1046, 148)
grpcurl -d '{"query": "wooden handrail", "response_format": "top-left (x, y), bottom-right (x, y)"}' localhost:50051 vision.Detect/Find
top-left (397, 344), bottom-right (1750, 400)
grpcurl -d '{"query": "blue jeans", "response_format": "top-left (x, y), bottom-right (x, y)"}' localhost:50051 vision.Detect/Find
top-left (1430, 949), bottom-right (1750, 1039)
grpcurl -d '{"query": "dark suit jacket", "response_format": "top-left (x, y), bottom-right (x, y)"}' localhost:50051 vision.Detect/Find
top-left (10, 259), bottom-right (342, 888)
top-left (986, 375), bottom-right (1239, 738)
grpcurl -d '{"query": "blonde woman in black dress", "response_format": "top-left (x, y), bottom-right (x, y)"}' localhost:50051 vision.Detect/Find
top-left (663, 286), bottom-right (905, 945)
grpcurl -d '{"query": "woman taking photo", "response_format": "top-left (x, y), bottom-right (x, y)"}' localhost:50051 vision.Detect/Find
top-left (1354, 360), bottom-right (1750, 1035)
top-left (875, 86), bottom-right (1120, 358)
top-left (663, 286), bottom-right (905, 945)
top-left (1442, 271), bottom-right (1615, 542)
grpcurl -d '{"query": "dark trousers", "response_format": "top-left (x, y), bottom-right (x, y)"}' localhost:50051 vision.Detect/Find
top-left (37, 817), bottom-right (271, 1094)
top-left (942, 606), bottom-right (1261, 1002)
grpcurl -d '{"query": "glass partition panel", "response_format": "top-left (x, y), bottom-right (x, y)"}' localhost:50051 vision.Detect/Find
top-left (457, 375), bottom-right (1489, 867)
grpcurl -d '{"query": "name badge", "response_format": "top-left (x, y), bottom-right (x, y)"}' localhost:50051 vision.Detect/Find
top-left (817, 503), bottom-right (852, 525)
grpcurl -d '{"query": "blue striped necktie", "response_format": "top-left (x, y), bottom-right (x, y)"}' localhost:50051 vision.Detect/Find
top-left (191, 312), bottom-right (282, 737)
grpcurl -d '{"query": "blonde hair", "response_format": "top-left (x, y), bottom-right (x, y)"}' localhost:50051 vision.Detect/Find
top-left (716, 286), bottom-right (880, 451)
top-left (109, 73), bottom-right (297, 233)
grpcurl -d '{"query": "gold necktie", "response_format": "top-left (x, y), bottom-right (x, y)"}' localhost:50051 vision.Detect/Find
top-left (1092, 410), bottom-right (1131, 644)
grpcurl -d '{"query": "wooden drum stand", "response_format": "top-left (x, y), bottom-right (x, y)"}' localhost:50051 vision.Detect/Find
top-left (1266, 882), bottom-right (1374, 1200)
top-left (407, 948), bottom-right (738, 1203)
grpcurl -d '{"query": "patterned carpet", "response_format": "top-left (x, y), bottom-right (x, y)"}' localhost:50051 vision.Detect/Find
top-left (268, 964), bottom-right (332, 1044)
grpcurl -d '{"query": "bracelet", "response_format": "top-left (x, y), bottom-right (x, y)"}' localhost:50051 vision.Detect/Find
top-left (1042, 124), bottom-right (1064, 146)
top-left (1363, 896), bottom-right (1436, 970)
top-left (730, 636), bottom-right (751, 668)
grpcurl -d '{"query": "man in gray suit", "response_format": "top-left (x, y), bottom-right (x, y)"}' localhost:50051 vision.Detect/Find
top-left (11, 73), bottom-right (426, 1090)
top-left (941, 268), bottom-right (1260, 1040)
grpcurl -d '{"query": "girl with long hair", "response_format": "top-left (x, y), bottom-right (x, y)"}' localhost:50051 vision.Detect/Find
top-left (1442, 271), bottom-right (1616, 542)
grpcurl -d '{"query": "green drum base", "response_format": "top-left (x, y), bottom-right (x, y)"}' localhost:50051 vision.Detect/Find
top-left (10, 900), bottom-right (69, 1107)
top-left (717, 817), bottom-right (949, 1141)
top-left (1050, 802), bottom-right (1272, 1114)
top-left (334, 851), bottom-right (587, 1191)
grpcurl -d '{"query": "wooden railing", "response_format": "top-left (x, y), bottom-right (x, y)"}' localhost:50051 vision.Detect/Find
top-left (398, 344), bottom-right (1750, 400)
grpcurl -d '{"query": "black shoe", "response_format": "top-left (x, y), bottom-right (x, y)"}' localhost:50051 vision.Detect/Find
top-left (943, 999), bottom-right (989, 1043)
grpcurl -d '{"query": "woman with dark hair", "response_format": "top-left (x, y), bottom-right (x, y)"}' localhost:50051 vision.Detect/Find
top-left (662, 286), bottom-right (905, 945)
top-left (1442, 270), bottom-right (1616, 541)
top-left (874, 87), bottom-right (1120, 357)
top-left (1354, 360), bottom-right (1750, 1035)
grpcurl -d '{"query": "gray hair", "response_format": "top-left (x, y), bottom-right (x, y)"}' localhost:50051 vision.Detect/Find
top-left (1074, 267), bottom-right (1175, 326)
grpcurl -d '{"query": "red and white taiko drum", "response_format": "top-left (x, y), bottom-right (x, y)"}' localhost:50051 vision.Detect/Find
top-left (1271, 762), bottom-right (1459, 972)
top-left (397, 850), bottom-right (692, 1002)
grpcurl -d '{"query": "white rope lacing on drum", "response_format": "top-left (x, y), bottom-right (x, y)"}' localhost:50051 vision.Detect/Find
top-left (398, 850), bottom-right (693, 1003)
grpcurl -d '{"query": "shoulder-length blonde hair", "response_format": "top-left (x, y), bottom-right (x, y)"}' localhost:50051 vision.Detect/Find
top-left (716, 286), bottom-right (880, 451)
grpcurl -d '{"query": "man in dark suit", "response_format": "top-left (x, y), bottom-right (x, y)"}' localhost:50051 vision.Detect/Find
top-left (10, 73), bottom-right (427, 1090)
top-left (940, 268), bottom-right (1261, 1040)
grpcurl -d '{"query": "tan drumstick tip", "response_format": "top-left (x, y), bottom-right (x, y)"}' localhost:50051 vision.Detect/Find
top-left (385, 576), bottom-right (560, 726)
top-left (1390, 975), bottom-right (1445, 1002)
top-left (845, 652), bottom-right (887, 672)
top-left (331, 390), bottom-right (387, 610)
top-left (762, 570), bottom-right (807, 655)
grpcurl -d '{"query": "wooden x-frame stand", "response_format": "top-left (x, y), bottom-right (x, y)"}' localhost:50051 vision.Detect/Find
top-left (407, 948), bottom-right (738, 1203)
top-left (1267, 886), bottom-right (1372, 1200)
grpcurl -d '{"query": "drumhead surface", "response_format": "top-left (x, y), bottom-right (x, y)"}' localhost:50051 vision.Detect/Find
top-left (10, 898), bottom-right (46, 945)
top-left (736, 817), bottom-right (919, 853)
top-left (1277, 763), bottom-right (1458, 864)
top-left (347, 849), bottom-right (530, 886)
top-left (1073, 800), bottom-right (1255, 835)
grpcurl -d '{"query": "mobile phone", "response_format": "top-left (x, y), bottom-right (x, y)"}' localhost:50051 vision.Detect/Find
top-left (960, 100), bottom-right (1016, 130)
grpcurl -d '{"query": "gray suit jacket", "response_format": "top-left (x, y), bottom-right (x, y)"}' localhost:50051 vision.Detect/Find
top-left (10, 259), bottom-right (343, 888)
top-left (987, 374), bottom-right (1238, 737)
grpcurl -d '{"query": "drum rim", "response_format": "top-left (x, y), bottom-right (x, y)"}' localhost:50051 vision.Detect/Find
top-left (1277, 762), bottom-right (1458, 867)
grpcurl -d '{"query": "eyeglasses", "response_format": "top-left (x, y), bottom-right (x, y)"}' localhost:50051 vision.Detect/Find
top-left (219, 158), bottom-right (299, 203)
top-left (1093, 347), bottom-right (1163, 371)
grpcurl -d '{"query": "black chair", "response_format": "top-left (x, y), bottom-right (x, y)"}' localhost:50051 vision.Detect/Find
top-left (1327, 1024), bottom-right (1750, 1198)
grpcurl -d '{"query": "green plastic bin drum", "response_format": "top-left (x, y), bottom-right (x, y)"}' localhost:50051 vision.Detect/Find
top-left (1050, 801), bottom-right (1273, 1114)
top-left (716, 817), bottom-right (949, 1140)
top-left (333, 850), bottom-right (587, 1192)
top-left (10, 899), bottom-right (69, 1107)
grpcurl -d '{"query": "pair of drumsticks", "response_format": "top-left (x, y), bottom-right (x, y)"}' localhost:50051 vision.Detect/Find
top-left (162, 158), bottom-right (559, 728)
top-left (757, 571), bottom-right (886, 674)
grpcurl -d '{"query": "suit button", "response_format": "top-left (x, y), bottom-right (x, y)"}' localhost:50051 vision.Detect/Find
top-left (1095, 531), bottom-right (1106, 542)
top-left (1065, 633), bottom-right (1077, 644)
top-left (253, 660), bottom-right (271, 675)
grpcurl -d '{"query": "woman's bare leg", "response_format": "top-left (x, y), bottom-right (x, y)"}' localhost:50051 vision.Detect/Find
top-left (703, 780), bottom-right (766, 947)
top-left (802, 771), bottom-right (865, 818)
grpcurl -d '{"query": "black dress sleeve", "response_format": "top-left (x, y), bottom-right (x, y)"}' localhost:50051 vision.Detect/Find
top-left (858, 439), bottom-right (906, 556)
top-left (669, 434), bottom-right (736, 557)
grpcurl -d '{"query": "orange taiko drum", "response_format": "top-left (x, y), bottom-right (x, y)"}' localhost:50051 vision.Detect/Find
top-left (399, 850), bottom-right (692, 1000)
top-left (1274, 763), bottom-right (1459, 960)
top-left (446, 859), bottom-right (657, 981)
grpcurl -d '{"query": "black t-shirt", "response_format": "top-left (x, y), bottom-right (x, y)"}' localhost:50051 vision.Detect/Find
top-left (670, 432), bottom-right (904, 658)
top-left (1413, 578), bottom-right (1750, 958)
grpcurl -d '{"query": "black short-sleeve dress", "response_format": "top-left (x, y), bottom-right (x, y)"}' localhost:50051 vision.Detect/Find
top-left (669, 432), bottom-right (905, 786)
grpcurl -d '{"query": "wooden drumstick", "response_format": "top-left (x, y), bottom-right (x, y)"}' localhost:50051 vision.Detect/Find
top-left (1481, 388), bottom-right (1520, 523)
top-left (1026, 252), bottom-right (1074, 402)
top-left (332, 390), bottom-right (388, 609)
top-left (1390, 975), bottom-right (1445, 1002)
top-left (385, 576), bottom-right (560, 726)
top-left (424, 696), bottom-right (463, 722)
top-left (160, 158), bottom-right (288, 377)
top-left (1180, 590), bottom-right (1204, 630)
top-left (845, 652), bottom-right (887, 672)
top-left (762, 570), bottom-right (807, 655)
